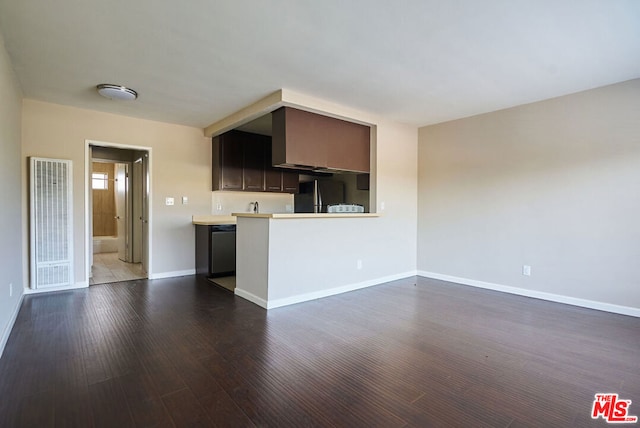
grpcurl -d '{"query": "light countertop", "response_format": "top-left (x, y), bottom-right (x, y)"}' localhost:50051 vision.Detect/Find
top-left (193, 213), bottom-right (380, 225)
top-left (192, 215), bottom-right (237, 225)
top-left (232, 213), bottom-right (379, 219)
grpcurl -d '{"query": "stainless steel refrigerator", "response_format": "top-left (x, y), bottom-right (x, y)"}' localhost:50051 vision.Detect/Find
top-left (294, 179), bottom-right (345, 213)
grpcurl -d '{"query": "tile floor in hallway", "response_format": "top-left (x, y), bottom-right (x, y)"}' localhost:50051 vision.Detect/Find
top-left (90, 252), bottom-right (146, 285)
top-left (207, 275), bottom-right (236, 292)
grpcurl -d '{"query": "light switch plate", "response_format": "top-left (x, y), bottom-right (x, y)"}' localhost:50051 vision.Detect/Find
top-left (165, 197), bottom-right (174, 206)
top-left (182, 196), bottom-right (188, 205)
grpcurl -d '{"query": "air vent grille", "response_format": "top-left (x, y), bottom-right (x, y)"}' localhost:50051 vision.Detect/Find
top-left (30, 157), bottom-right (74, 289)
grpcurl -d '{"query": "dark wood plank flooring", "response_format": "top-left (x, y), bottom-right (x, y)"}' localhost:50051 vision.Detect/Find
top-left (1, 275), bottom-right (638, 427)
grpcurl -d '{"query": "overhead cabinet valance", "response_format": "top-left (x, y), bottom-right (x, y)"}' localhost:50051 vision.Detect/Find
top-left (271, 107), bottom-right (370, 173)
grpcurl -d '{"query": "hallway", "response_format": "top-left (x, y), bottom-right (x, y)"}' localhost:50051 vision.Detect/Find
top-left (90, 252), bottom-right (146, 285)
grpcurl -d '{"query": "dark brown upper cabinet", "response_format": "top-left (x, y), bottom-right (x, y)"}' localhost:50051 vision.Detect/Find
top-left (212, 131), bottom-right (243, 191)
top-left (242, 135), bottom-right (266, 192)
top-left (356, 173), bottom-right (370, 190)
top-left (281, 171), bottom-right (299, 193)
top-left (271, 107), bottom-right (370, 173)
top-left (212, 130), bottom-right (298, 193)
top-left (264, 144), bottom-right (299, 193)
top-left (264, 167), bottom-right (282, 192)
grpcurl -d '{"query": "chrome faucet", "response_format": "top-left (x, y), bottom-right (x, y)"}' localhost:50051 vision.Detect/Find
top-left (253, 201), bottom-right (259, 213)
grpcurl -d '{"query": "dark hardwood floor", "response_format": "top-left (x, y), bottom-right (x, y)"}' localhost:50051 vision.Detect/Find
top-left (1, 275), bottom-right (638, 427)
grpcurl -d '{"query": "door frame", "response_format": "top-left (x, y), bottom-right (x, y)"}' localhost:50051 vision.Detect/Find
top-left (85, 140), bottom-right (153, 283)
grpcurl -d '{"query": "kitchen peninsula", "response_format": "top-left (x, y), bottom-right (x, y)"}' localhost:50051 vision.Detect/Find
top-left (199, 90), bottom-right (412, 310)
top-left (232, 212), bottom-right (379, 309)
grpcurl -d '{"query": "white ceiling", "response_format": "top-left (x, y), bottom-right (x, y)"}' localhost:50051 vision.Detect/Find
top-left (1, 1), bottom-right (639, 129)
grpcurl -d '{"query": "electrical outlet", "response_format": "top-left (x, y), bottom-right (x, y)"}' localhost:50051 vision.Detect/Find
top-left (357, 259), bottom-right (363, 270)
top-left (380, 202), bottom-right (385, 211)
top-left (522, 265), bottom-right (531, 276)
top-left (165, 197), bottom-right (174, 206)
top-left (216, 203), bottom-right (223, 211)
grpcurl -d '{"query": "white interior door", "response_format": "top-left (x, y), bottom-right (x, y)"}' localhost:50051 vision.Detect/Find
top-left (115, 163), bottom-right (128, 262)
top-left (88, 152), bottom-right (93, 272)
top-left (141, 153), bottom-right (149, 273)
top-left (132, 159), bottom-right (142, 263)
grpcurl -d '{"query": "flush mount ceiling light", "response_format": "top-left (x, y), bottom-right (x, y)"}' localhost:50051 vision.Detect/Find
top-left (96, 84), bottom-right (138, 101)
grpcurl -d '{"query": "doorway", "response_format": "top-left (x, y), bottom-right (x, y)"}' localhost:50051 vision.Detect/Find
top-left (89, 145), bottom-right (150, 285)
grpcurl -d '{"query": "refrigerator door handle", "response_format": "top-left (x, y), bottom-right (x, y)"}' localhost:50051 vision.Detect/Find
top-left (315, 180), bottom-right (322, 213)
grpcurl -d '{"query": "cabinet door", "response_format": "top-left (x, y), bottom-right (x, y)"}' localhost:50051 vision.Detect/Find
top-left (325, 120), bottom-right (370, 173)
top-left (272, 107), bottom-right (327, 168)
top-left (282, 171), bottom-right (299, 193)
top-left (195, 225), bottom-right (210, 275)
top-left (264, 136), bottom-right (283, 192)
top-left (242, 135), bottom-right (265, 191)
top-left (264, 168), bottom-right (282, 192)
top-left (356, 173), bottom-right (370, 190)
top-left (214, 131), bottom-right (298, 193)
top-left (212, 134), bottom-right (243, 191)
top-left (272, 106), bottom-right (370, 172)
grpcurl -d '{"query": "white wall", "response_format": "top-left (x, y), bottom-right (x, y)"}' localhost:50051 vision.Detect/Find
top-left (235, 216), bottom-right (270, 306)
top-left (212, 191), bottom-right (293, 215)
top-left (21, 100), bottom-right (211, 285)
top-left (266, 216), bottom-right (408, 306)
top-left (0, 32), bottom-right (24, 356)
top-left (418, 79), bottom-right (640, 314)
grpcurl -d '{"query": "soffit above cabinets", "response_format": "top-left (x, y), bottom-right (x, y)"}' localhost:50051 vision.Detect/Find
top-left (204, 89), bottom-right (375, 138)
top-left (236, 114), bottom-right (272, 137)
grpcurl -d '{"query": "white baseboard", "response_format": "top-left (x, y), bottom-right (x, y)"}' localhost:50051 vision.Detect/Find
top-left (0, 293), bottom-right (25, 359)
top-left (264, 271), bottom-right (418, 310)
top-left (418, 270), bottom-right (640, 318)
top-left (149, 269), bottom-right (196, 280)
top-left (24, 281), bottom-right (88, 294)
top-left (234, 288), bottom-right (268, 309)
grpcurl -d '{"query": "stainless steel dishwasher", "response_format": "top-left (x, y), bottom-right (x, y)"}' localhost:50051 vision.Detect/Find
top-left (195, 224), bottom-right (236, 277)
top-left (210, 224), bottom-right (236, 276)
